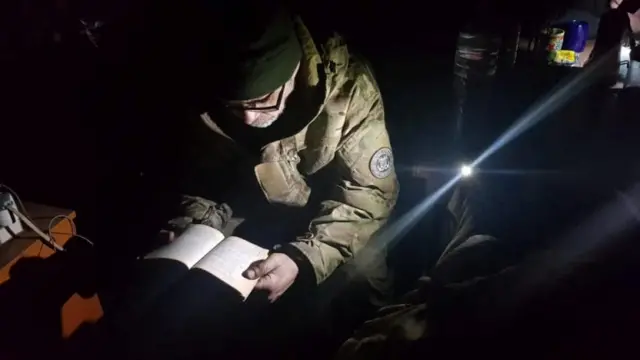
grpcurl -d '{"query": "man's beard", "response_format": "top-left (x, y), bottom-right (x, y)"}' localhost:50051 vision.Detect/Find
top-left (246, 112), bottom-right (280, 128)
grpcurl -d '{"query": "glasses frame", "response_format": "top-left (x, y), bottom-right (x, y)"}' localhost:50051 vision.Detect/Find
top-left (223, 85), bottom-right (285, 113)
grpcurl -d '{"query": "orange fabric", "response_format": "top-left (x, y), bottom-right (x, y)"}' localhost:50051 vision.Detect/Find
top-left (0, 210), bottom-right (103, 338)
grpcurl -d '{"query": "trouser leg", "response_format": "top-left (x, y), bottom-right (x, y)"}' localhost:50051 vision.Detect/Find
top-left (431, 182), bottom-right (513, 284)
top-left (231, 246), bottom-right (392, 360)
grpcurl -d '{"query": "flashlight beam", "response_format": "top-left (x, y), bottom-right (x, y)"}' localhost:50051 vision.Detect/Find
top-left (371, 174), bottom-right (462, 250)
top-left (378, 47), bottom-right (617, 252)
top-left (472, 48), bottom-right (617, 169)
top-left (324, 47), bottom-right (622, 308)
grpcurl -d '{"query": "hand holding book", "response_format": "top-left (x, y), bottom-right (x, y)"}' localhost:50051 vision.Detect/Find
top-left (243, 253), bottom-right (299, 302)
top-left (146, 224), bottom-right (298, 301)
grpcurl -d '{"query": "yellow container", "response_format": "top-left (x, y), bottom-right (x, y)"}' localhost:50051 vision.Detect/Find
top-left (554, 50), bottom-right (577, 65)
top-left (544, 28), bottom-right (565, 62)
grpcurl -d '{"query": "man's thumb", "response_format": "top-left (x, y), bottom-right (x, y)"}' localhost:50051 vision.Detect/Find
top-left (244, 257), bottom-right (276, 280)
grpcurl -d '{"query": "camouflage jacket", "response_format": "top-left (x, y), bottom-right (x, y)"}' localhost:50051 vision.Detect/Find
top-left (172, 18), bottom-right (399, 284)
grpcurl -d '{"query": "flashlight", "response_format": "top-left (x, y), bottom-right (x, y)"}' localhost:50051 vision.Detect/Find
top-left (460, 164), bottom-right (473, 177)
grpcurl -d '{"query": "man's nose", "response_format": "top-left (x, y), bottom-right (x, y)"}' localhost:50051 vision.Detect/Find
top-left (231, 109), bottom-right (260, 124)
top-left (241, 110), bottom-right (261, 124)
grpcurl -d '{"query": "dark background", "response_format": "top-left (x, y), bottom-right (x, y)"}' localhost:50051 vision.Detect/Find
top-left (3, 1), bottom-right (640, 358)
top-left (1, 0), bottom-right (627, 257)
top-left (1, 0), bottom-right (590, 205)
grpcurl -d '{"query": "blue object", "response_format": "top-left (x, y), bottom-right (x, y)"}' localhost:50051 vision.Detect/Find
top-left (560, 20), bottom-right (589, 53)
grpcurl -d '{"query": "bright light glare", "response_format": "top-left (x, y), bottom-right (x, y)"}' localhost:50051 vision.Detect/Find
top-left (460, 164), bottom-right (473, 177)
top-left (620, 45), bottom-right (631, 59)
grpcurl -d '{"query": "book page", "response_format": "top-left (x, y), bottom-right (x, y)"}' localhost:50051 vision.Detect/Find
top-left (193, 236), bottom-right (269, 300)
top-left (145, 224), bottom-right (225, 268)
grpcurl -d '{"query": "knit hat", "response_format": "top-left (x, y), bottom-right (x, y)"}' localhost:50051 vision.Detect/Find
top-left (211, 4), bottom-right (302, 101)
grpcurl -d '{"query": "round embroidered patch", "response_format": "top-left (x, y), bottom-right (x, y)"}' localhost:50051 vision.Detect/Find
top-left (369, 147), bottom-right (394, 179)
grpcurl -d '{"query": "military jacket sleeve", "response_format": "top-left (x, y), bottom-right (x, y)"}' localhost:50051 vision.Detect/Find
top-left (282, 69), bottom-right (399, 284)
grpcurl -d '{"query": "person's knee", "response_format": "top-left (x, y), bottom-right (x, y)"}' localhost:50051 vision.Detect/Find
top-left (432, 234), bottom-right (508, 284)
top-left (339, 252), bottom-right (393, 307)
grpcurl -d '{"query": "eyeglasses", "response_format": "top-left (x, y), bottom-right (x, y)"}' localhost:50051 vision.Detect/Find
top-left (223, 85), bottom-right (285, 113)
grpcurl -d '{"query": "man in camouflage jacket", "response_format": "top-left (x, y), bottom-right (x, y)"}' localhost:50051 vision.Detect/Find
top-left (164, 5), bottom-right (398, 303)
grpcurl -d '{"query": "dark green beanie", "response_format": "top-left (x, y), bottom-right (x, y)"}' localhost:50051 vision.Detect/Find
top-left (213, 7), bottom-right (302, 101)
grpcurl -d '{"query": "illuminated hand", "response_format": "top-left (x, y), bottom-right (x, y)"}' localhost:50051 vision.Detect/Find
top-left (243, 253), bottom-right (299, 302)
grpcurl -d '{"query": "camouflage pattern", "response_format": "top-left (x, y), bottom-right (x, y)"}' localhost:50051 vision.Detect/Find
top-left (335, 183), bottom-right (511, 360)
top-left (173, 18), bottom-right (399, 284)
top-left (166, 196), bottom-right (233, 233)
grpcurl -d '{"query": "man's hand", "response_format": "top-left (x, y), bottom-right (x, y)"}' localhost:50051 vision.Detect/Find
top-left (243, 253), bottom-right (299, 302)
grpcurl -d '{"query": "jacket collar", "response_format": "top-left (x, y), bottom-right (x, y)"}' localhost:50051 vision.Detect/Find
top-left (293, 16), bottom-right (349, 105)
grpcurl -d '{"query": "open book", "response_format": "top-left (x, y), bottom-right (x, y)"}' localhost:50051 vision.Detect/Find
top-left (145, 224), bottom-right (270, 300)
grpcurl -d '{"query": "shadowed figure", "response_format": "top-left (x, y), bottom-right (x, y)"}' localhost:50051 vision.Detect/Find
top-left (0, 237), bottom-right (97, 360)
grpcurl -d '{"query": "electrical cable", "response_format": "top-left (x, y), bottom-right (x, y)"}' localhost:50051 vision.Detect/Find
top-left (0, 184), bottom-right (28, 216)
top-left (48, 214), bottom-right (94, 247)
top-left (6, 206), bottom-right (65, 251)
top-left (1, 184), bottom-right (94, 251)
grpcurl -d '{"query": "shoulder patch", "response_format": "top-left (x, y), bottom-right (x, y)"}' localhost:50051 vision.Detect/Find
top-left (369, 147), bottom-right (394, 179)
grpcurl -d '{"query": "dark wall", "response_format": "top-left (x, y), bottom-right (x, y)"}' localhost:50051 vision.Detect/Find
top-left (1, 0), bottom-right (579, 209)
top-left (0, 0), bottom-right (453, 205)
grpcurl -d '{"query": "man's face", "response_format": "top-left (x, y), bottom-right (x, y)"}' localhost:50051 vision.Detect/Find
top-left (611, 0), bottom-right (623, 9)
top-left (224, 62), bottom-right (300, 128)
